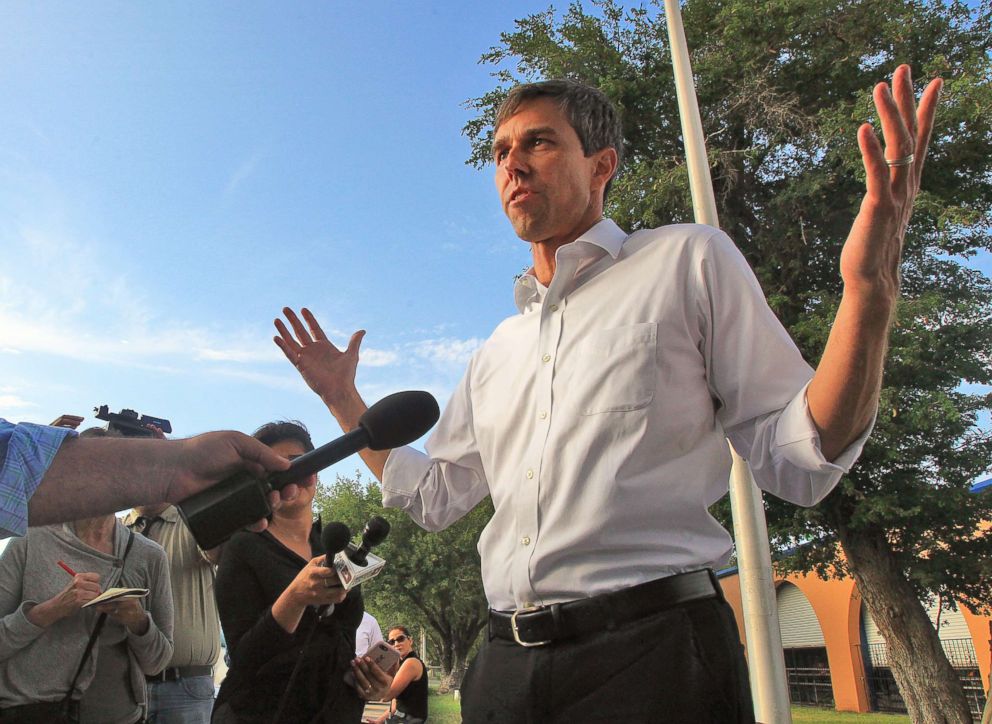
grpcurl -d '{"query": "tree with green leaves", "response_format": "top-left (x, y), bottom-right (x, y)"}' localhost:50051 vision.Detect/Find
top-left (314, 472), bottom-right (492, 690)
top-left (465, 1), bottom-right (992, 722)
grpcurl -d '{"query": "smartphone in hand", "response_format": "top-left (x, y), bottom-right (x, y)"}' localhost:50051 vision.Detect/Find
top-left (345, 639), bottom-right (402, 686)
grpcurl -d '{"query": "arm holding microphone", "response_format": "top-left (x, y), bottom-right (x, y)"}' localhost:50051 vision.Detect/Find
top-left (2, 423), bottom-right (297, 536)
top-left (215, 518), bottom-right (393, 718)
top-left (176, 390), bottom-right (438, 550)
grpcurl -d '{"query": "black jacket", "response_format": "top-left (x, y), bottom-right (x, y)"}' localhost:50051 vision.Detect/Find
top-left (214, 523), bottom-right (364, 723)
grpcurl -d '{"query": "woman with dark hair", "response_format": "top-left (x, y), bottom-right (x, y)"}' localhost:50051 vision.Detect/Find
top-left (367, 625), bottom-right (428, 724)
top-left (212, 421), bottom-right (389, 724)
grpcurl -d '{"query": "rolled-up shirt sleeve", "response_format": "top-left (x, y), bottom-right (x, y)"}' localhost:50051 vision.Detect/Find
top-left (381, 360), bottom-right (491, 532)
top-left (0, 420), bottom-right (77, 538)
top-left (739, 382), bottom-right (875, 507)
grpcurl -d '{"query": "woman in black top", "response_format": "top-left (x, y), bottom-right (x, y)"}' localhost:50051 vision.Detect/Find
top-left (370, 625), bottom-right (429, 723)
top-left (212, 421), bottom-right (388, 724)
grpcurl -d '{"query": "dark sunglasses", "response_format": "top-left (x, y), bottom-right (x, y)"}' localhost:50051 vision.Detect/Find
top-left (387, 634), bottom-right (409, 645)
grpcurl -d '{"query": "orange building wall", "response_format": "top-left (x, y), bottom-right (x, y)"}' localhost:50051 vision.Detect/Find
top-left (962, 605), bottom-right (992, 694)
top-left (718, 569), bottom-right (991, 714)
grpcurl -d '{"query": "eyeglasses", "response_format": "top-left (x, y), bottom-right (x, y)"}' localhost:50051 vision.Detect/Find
top-left (387, 635), bottom-right (409, 645)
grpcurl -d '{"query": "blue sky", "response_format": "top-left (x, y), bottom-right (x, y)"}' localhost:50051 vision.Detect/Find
top-left (0, 1), bottom-right (555, 474)
top-left (2, 1), bottom-right (989, 503)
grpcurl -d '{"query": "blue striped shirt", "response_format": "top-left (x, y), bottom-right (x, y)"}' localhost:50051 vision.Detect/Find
top-left (0, 419), bottom-right (76, 538)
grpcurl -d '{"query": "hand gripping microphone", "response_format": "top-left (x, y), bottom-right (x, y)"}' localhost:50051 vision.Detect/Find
top-left (317, 522), bottom-right (351, 617)
top-left (332, 516), bottom-right (391, 591)
top-left (177, 390), bottom-right (439, 550)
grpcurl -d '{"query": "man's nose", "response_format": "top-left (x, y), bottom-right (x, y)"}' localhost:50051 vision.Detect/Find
top-left (502, 146), bottom-right (528, 179)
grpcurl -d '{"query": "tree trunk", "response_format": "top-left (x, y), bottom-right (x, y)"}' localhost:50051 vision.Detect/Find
top-left (436, 629), bottom-right (476, 692)
top-left (839, 526), bottom-right (972, 724)
top-left (438, 653), bottom-right (469, 693)
top-left (436, 636), bottom-right (454, 685)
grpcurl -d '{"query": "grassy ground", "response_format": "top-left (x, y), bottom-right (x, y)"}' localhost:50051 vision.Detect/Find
top-left (791, 708), bottom-right (910, 723)
top-left (427, 689), bottom-right (462, 723)
top-left (426, 689), bottom-right (912, 724)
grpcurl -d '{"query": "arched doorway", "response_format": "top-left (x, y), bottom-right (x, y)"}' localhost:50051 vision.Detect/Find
top-left (777, 582), bottom-right (833, 707)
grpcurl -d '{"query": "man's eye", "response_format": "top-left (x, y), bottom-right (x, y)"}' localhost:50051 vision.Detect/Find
top-left (495, 148), bottom-right (508, 163)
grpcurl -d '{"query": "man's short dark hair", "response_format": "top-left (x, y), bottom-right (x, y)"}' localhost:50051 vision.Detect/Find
top-left (252, 420), bottom-right (315, 453)
top-left (494, 79), bottom-right (624, 198)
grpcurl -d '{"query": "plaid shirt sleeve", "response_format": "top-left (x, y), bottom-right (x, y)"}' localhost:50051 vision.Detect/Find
top-left (0, 419), bottom-right (77, 538)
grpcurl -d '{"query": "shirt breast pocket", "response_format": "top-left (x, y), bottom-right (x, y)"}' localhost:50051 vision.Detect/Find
top-left (575, 322), bottom-right (658, 415)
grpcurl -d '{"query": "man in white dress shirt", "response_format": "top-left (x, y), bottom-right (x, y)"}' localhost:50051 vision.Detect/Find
top-left (356, 611), bottom-right (383, 657)
top-left (274, 67), bottom-right (941, 721)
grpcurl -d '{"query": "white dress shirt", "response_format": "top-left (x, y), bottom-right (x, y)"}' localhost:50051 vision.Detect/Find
top-left (355, 611), bottom-right (383, 656)
top-left (383, 220), bottom-right (870, 611)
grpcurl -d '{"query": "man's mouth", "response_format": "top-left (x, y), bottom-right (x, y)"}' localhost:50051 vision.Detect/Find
top-left (509, 187), bottom-right (534, 205)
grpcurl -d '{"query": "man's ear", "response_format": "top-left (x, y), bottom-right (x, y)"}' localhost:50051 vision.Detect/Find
top-left (591, 147), bottom-right (619, 193)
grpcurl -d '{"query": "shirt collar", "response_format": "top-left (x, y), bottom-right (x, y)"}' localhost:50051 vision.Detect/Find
top-left (513, 218), bottom-right (628, 312)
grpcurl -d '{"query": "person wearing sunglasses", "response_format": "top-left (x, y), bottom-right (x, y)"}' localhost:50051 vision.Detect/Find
top-left (366, 626), bottom-right (427, 724)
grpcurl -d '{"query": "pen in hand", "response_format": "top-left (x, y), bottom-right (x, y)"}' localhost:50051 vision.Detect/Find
top-left (57, 560), bottom-right (77, 577)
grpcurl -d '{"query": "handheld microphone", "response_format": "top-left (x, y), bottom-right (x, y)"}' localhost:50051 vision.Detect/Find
top-left (318, 522), bottom-right (351, 617)
top-left (321, 522), bottom-right (352, 559)
top-left (269, 391), bottom-right (440, 490)
top-left (332, 516), bottom-right (391, 591)
top-left (177, 391), bottom-right (439, 550)
top-left (347, 516), bottom-right (390, 566)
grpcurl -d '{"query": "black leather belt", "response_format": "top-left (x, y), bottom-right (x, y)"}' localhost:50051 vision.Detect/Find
top-left (146, 665), bottom-right (213, 683)
top-left (489, 569), bottom-right (721, 647)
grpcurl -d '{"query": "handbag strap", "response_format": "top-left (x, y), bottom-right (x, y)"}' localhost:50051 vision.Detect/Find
top-left (61, 528), bottom-right (136, 705)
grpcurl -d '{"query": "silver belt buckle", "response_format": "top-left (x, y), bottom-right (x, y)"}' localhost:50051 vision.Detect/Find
top-left (510, 605), bottom-right (551, 647)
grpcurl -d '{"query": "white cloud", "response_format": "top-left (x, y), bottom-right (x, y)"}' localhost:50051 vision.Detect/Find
top-left (0, 394), bottom-right (36, 409)
top-left (0, 310), bottom-right (277, 371)
top-left (411, 337), bottom-right (483, 365)
top-left (361, 348), bottom-right (399, 367)
top-left (0, 221), bottom-right (484, 403)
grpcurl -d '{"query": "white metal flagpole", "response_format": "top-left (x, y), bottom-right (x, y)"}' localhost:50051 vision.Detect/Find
top-left (662, 1), bottom-right (792, 721)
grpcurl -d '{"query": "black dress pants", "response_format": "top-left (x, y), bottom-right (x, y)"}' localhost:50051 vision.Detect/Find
top-left (461, 597), bottom-right (755, 724)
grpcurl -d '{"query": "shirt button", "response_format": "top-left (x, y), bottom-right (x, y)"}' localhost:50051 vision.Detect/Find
top-left (550, 304), bottom-right (559, 312)
top-left (526, 469), bottom-right (534, 479)
top-left (521, 536), bottom-right (531, 546)
top-left (539, 411), bottom-right (547, 420)
top-left (542, 354), bottom-right (551, 363)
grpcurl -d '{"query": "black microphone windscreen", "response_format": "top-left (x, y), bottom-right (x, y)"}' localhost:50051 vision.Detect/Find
top-left (359, 391), bottom-right (440, 450)
top-left (321, 522), bottom-right (352, 555)
top-left (363, 516), bottom-right (391, 547)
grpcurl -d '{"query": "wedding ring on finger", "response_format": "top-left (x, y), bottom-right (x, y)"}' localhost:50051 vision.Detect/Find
top-left (886, 153), bottom-right (914, 167)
